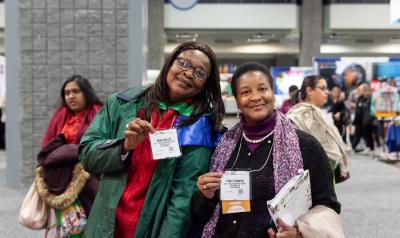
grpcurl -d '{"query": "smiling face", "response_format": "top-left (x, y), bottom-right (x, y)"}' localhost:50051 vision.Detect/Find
top-left (235, 71), bottom-right (275, 124)
top-left (64, 81), bottom-right (87, 114)
top-left (166, 49), bottom-right (211, 103)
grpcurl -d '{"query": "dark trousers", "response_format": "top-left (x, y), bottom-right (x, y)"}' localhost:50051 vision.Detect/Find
top-left (334, 122), bottom-right (347, 144)
top-left (352, 124), bottom-right (374, 151)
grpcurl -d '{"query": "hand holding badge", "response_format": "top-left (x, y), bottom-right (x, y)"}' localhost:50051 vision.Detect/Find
top-left (220, 170), bottom-right (251, 214)
top-left (124, 118), bottom-right (155, 153)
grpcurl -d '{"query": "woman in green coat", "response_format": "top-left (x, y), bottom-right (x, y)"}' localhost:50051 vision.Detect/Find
top-left (79, 41), bottom-right (225, 238)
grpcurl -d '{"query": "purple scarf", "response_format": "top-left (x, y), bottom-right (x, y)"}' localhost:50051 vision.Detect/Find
top-left (201, 110), bottom-right (303, 238)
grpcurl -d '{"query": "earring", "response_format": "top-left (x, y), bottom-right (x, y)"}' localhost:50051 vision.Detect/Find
top-left (236, 110), bottom-right (241, 118)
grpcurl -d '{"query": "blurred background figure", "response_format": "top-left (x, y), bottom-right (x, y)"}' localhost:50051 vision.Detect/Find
top-left (279, 85), bottom-right (299, 114)
top-left (329, 86), bottom-right (350, 144)
top-left (35, 75), bottom-right (102, 237)
top-left (327, 73), bottom-right (340, 90)
top-left (0, 55), bottom-right (5, 149)
top-left (341, 64), bottom-right (366, 99)
top-left (287, 75), bottom-right (349, 184)
top-left (351, 83), bottom-right (376, 154)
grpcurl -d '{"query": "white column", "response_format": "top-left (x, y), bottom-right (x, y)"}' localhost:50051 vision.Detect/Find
top-left (5, 0), bottom-right (21, 187)
top-left (129, 0), bottom-right (148, 87)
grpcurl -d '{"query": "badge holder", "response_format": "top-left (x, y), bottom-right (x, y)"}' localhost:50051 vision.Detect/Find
top-left (149, 128), bottom-right (182, 160)
top-left (220, 169), bottom-right (252, 214)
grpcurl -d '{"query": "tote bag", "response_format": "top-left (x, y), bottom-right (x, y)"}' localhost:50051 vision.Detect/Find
top-left (19, 178), bottom-right (49, 230)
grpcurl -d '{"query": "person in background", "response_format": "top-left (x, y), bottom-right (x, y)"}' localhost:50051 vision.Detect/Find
top-left (287, 75), bottom-right (349, 184)
top-left (329, 86), bottom-right (350, 143)
top-left (35, 75), bottom-right (102, 237)
top-left (279, 85), bottom-right (299, 114)
top-left (327, 73), bottom-right (340, 90)
top-left (79, 41), bottom-right (225, 238)
top-left (341, 63), bottom-right (366, 99)
top-left (352, 83), bottom-right (375, 153)
top-left (0, 55), bottom-right (5, 149)
top-left (192, 63), bottom-right (342, 238)
top-left (345, 81), bottom-right (362, 114)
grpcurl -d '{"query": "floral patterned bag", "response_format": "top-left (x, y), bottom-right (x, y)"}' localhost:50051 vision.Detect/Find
top-left (55, 200), bottom-right (87, 238)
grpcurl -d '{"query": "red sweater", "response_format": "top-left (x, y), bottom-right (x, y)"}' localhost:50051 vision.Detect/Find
top-left (114, 109), bottom-right (177, 238)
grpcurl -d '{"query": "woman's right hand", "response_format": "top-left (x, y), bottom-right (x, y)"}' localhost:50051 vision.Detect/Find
top-left (334, 112), bottom-right (341, 121)
top-left (197, 172), bottom-right (224, 199)
top-left (123, 118), bottom-right (155, 154)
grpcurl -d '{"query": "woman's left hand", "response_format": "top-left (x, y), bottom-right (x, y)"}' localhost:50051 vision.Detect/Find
top-left (267, 218), bottom-right (302, 238)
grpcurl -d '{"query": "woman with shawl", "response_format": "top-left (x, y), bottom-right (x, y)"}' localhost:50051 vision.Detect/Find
top-left (192, 63), bottom-right (343, 238)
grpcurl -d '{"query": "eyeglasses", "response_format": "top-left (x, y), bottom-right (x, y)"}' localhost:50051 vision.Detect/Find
top-left (315, 86), bottom-right (329, 92)
top-left (175, 57), bottom-right (208, 81)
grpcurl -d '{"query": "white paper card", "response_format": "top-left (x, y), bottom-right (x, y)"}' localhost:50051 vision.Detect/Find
top-left (267, 170), bottom-right (312, 227)
top-left (220, 171), bottom-right (250, 201)
top-left (149, 128), bottom-right (181, 160)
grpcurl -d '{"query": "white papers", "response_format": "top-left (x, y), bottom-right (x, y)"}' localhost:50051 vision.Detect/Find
top-left (267, 170), bottom-right (312, 227)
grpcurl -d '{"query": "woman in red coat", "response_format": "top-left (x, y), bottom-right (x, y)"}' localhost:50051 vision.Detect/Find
top-left (35, 75), bottom-right (102, 237)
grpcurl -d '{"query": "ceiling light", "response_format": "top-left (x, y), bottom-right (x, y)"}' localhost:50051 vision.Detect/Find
top-left (175, 33), bottom-right (198, 39)
top-left (251, 33), bottom-right (275, 39)
top-left (247, 38), bottom-right (268, 43)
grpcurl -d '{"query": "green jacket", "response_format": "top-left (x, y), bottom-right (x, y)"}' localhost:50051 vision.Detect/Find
top-left (79, 86), bottom-right (214, 238)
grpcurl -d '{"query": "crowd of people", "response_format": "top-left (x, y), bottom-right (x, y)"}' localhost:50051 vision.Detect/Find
top-left (280, 67), bottom-right (398, 158)
top-left (20, 42), bottom-right (359, 238)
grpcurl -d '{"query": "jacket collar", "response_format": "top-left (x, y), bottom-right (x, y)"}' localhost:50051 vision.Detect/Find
top-left (116, 85), bottom-right (151, 102)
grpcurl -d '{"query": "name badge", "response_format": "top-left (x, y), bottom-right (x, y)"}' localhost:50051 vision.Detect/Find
top-left (149, 128), bottom-right (181, 160)
top-left (220, 170), bottom-right (251, 214)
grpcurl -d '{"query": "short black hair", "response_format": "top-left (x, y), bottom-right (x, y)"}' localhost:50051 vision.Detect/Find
top-left (231, 62), bottom-right (273, 97)
top-left (288, 85), bottom-right (298, 93)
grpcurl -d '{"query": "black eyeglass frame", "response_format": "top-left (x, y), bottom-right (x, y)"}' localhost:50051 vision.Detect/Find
top-left (175, 57), bottom-right (209, 81)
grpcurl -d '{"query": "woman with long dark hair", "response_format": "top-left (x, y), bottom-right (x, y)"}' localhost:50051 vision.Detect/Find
top-left (35, 75), bottom-right (102, 237)
top-left (79, 42), bottom-right (225, 238)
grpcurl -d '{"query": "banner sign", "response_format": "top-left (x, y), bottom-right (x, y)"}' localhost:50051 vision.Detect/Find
top-left (391, 0), bottom-right (400, 24)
